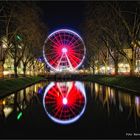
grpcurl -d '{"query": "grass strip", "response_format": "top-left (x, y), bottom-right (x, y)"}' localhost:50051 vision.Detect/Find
top-left (0, 76), bottom-right (45, 98)
top-left (83, 74), bottom-right (140, 93)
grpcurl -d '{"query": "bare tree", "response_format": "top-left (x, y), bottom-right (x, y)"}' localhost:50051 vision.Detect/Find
top-left (7, 2), bottom-right (47, 77)
top-left (83, 1), bottom-right (140, 76)
top-left (110, 3), bottom-right (140, 75)
top-left (0, 2), bottom-right (18, 78)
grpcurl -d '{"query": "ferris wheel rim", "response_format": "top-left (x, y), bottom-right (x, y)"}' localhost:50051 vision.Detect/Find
top-left (43, 29), bottom-right (86, 72)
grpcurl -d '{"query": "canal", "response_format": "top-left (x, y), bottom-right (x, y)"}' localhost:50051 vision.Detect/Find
top-left (0, 80), bottom-right (140, 139)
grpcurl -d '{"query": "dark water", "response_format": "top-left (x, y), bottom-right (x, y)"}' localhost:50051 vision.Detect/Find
top-left (0, 81), bottom-right (140, 139)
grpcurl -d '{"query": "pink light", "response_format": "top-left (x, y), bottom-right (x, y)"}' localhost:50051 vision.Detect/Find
top-left (62, 47), bottom-right (67, 53)
top-left (135, 97), bottom-right (140, 105)
top-left (63, 98), bottom-right (68, 105)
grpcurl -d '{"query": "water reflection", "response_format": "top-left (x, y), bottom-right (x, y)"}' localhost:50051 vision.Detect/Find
top-left (135, 97), bottom-right (140, 117)
top-left (43, 81), bottom-right (86, 125)
top-left (91, 83), bottom-right (140, 127)
top-left (0, 80), bottom-right (140, 138)
top-left (0, 82), bottom-right (46, 122)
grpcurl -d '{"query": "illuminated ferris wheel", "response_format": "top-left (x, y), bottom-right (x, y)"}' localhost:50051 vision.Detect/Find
top-left (43, 81), bottom-right (86, 124)
top-left (43, 29), bottom-right (86, 72)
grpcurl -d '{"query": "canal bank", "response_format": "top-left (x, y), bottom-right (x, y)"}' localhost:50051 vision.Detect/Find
top-left (0, 76), bottom-right (46, 98)
top-left (83, 75), bottom-right (140, 94)
top-left (1, 74), bottom-right (140, 98)
top-left (45, 74), bottom-right (140, 94)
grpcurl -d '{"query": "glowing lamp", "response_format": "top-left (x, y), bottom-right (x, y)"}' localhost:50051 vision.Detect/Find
top-left (63, 97), bottom-right (68, 105)
top-left (3, 100), bottom-right (6, 105)
top-left (16, 35), bottom-right (22, 41)
top-left (62, 47), bottom-right (67, 53)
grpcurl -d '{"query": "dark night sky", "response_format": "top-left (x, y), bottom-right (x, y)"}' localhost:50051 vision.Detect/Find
top-left (37, 1), bottom-right (86, 35)
top-left (35, 1), bottom-right (139, 37)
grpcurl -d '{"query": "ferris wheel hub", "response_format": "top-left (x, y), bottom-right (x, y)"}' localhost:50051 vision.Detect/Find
top-left (62, 97), bottom-right (68, 105)
top-left (62, 47), bottom-right (68, 53)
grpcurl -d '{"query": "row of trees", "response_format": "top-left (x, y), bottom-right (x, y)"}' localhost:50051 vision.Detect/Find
top-left (84, 1), bottom-right (140, 75)
top-left (0, 1), bottom-right (47, 78)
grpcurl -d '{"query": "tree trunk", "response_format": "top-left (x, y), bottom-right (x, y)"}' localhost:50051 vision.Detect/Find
top-left (0, 61), bottom-right (4, 79)
top-left (23, 64), bottom-right (27, 77)
top-left (129, 62), bottom-right (135, 76)
top-left (33, 65), bottom-right (35, 76)
top-left (97, 64), bottom-right (100, 74)
top-left (14, 63), bottom-right (18, 78)
top-left (105, 63), bottom-right (108, 74)
top-left (92, 66), bottom-right (95, 74)
top-left (114, 61), bottom-right (118, 75)
top-left (129, 47), bottom-right (136, 76)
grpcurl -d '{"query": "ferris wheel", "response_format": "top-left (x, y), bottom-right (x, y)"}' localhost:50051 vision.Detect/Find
top-left (43, 81), bottom-right (86, 124)
top-left (43, 29), bottom-right (86, 72)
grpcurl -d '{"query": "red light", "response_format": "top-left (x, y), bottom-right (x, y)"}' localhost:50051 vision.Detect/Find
top-left (44, 82), bottom-right (86, 122)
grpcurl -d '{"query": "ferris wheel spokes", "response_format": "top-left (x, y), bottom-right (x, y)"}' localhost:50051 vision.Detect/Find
top-left (56, 53), bottom-right (65, 70)
top-left (43, 29), bottom-right (86, 72)
top-left (65, 53), bottom-right (74, 70)
top-left (55, 50), bottom-right (74, 71)
top-left (48, 38), bottom-right (60, 48)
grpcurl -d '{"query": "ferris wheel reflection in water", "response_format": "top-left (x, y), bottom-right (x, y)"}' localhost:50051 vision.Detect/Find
top-left (43, 81), bottom-right (87, 125)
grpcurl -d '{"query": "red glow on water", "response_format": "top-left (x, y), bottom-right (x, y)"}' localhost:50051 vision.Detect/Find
top-left (44, 82), bottom-right (85, 120)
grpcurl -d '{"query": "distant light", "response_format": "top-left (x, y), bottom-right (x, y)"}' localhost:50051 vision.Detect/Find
top-left (62, 47), bottom-right (67, 53)
top-left (17, 112), bottom-right (22, 120)
top-left (38, 58), bottom-right (42, 62)
top-left (18, 45), bottom-right (22, 49)
top-left (63, 98), bottom-right (68, 105)
top-left (2, 44), bottom-right (7, 48)
top-left (16, 35), bottom-right (22, 41)
top-left (2, 100), bottom-right (6, 105)
top-left (3, 107), bottom-right (13, 118)
top-left (38, 88), bottom-right (43, 94)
